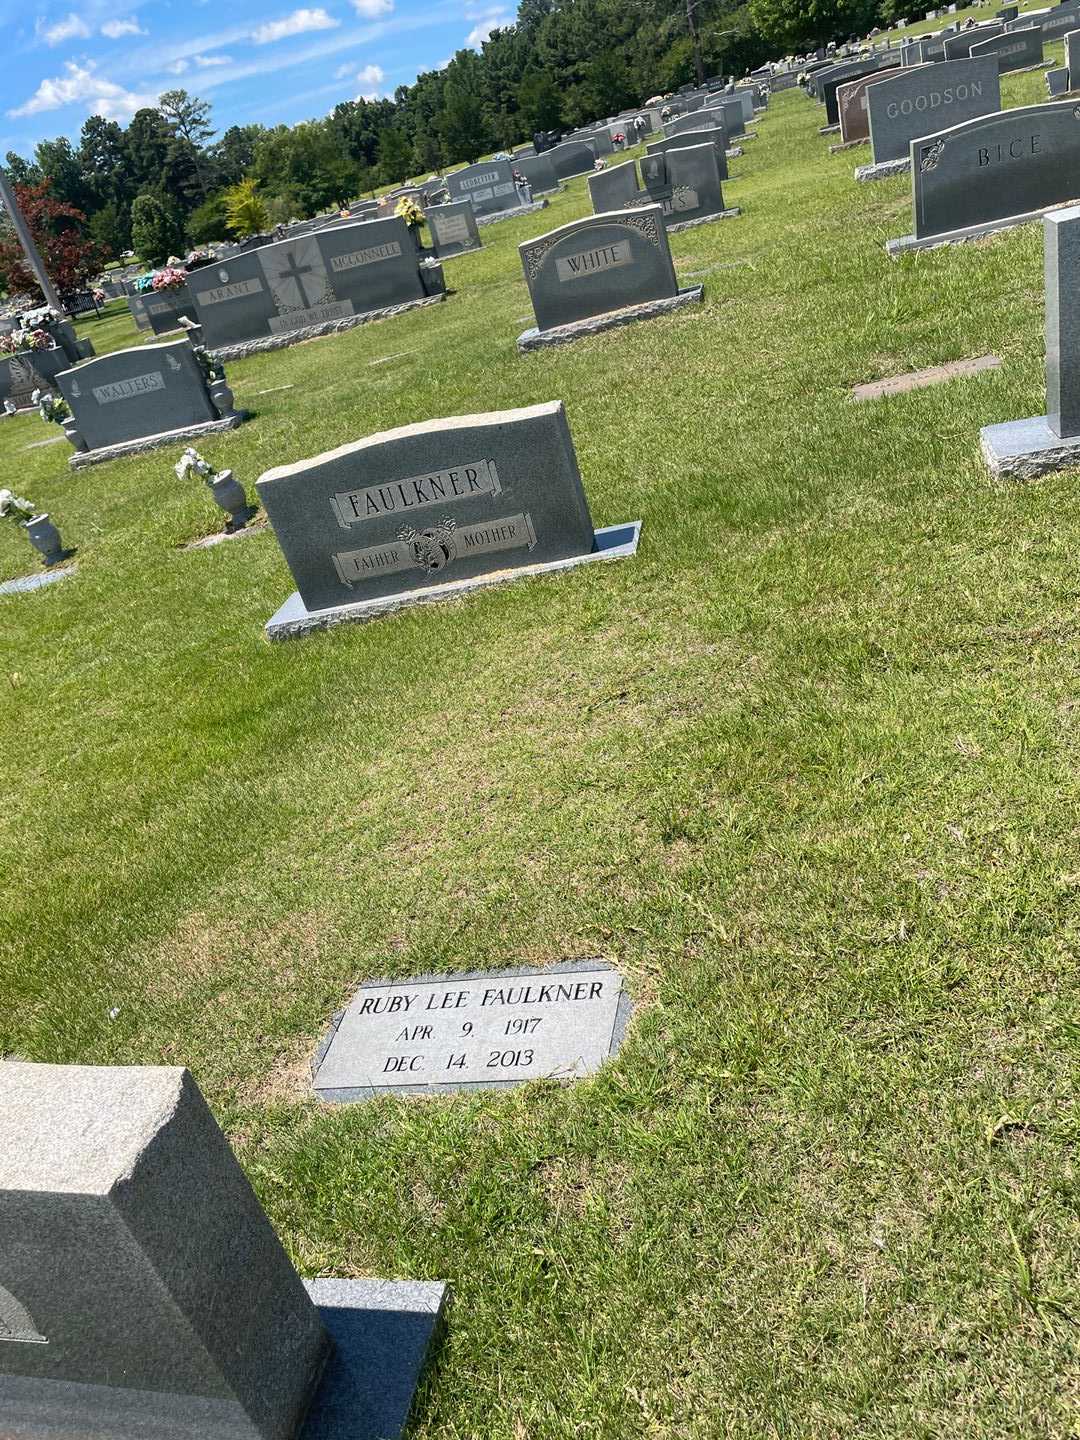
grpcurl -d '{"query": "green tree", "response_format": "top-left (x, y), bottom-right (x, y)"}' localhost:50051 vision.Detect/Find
top-left (186, 191), bottom-right (232, 245)
top-left (159, 90), bottom-right (215, 200)
top-left (4, 152), bottom-right (41, 188)
top-left (130, 192), bottom-right (182, 265)
top-left (88, 202), bottom-right (128, 258)
top-left (748, 0), bottom-right (875, 50)
top-left (125, 109), bottom-right (172, 192)
top-left (376, 126), bottom-right (412, 185)
top-left (223, 178), bottom-right (269, 238)
top-left (518, 69), bottom-right (563, 133)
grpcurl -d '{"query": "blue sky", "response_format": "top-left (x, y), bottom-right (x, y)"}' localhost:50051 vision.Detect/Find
top-left (0, 0), bottom-right (513, 159)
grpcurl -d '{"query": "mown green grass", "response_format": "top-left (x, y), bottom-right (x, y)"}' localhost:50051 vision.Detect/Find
top-left (1, 80), bottom-right (1078, 1438)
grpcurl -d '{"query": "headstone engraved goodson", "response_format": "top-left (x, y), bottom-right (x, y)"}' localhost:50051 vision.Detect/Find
top-left (313, 963), bottom-right (630, 1100)
top-left (866, 58), bottom-right (1001, 164)
top-left (891, 101), bottom-right (1080, 250)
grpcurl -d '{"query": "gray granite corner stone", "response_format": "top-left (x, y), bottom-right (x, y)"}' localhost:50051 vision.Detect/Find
top-left (980, 414), bottom-right (1080, 478)
top-left (855, 157), bottom-right (910, 182)
top-left (474, 199), bottom-right (548, 227)
top-left (666, 207), bottom-right (740, 233)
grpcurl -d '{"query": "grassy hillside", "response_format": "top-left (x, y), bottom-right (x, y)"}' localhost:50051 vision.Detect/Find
top-left (1, 74), bottom-right (1077, 1439)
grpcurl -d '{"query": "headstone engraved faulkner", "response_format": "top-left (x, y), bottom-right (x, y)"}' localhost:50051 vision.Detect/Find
top-left (887, 102), bottom-right (1080, 254)
top-left (981, 203), bottom-right (1080, 477)
top-left (0, 1061), bottom-right (447, 1440)
top-left (859, 58), bottom-right (1001, 180)
top-left (313, 962), bottom-right (631, 1100)
top-left (55, 339), bottom-right (246, 468)
top-left (258, 401), bottom-right (641, 637)
top-left (186, 217), bottom-right (446, 359)
top-left (518, 206), bottom-right (705, 350)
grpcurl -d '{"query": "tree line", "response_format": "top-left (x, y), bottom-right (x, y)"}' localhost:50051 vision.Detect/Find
top-left (1, 0), bottom-right (925, 284)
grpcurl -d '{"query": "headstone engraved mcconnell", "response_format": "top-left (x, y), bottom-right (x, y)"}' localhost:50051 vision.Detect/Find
top-left (859, 58), bottom-right (1001, 180)
top-left (55, 340), bottom-right (246, 468)
top-left (982, 204), bottom-right (1080, 477)
top-left (887, 102), bottom-right (1080, 254)
top-left (186, 218), bottom-right (446, 359)
top-left (0, 1061), bottom-right (447, 1440)
top-left (313, 961), bottom-right (631, 1101)
top-left (258, 401), bottom-right (641, 637)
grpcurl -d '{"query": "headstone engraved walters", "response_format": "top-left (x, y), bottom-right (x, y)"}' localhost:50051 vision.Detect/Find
top-left (425, 200), bottom-right (482, 259)
top-left (518, 206), bottom-right (704, 351)
top-left (55, 339), bottom-right (246, 468)
top-left (970, 26), bottom-right (1043, 71)
top-left (887, 101), bottom-right (1080, 254)
top-left (0, 1062), bottom-right (446, 1440)
top-left (258, 401), bottom-right (640, 636)
top-left (186, 217), bottom-right (445, 358)
top-left (982, 203), bottom-right (1080, 476)
top-left (859, 57), bottom-right (1000, 180)
top-left (313, 961), bottom-right (631, 1100)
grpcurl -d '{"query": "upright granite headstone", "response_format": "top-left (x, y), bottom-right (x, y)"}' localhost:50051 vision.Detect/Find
top-left (514, 151), bottom-right (559, 195)
top-left (943, 22), bottom-right (1003, 59)
top-left (545, 141), bottom-right (597, 180)
top-left (0, 1062), bottom-right (330, 1440)
top-left (425, 200), bottom-right (482, 259)
top-left (638, 143), bottom-right (735, 229)
top-left (647, 129), bottom-right (729, 180)
top-left (55, 339), bottom-right (244, 465)
top-left (1067, 26), bottom-right (1080, 83)
top-left (836, 70), bottom-right (894, 144)
top-left (258, 401), bottom-right (641, 635)
top-left (446, 159), bottom-right (524, 218)
top-left (186, 218), bottom-right (444, 356)
top-left (127, 292), bottom-right (153, 332)
top-left (861, 57), bottom-right (1001, 175)
top-left (142, 284), bottom-right (198, 336)
top-left (888, 101), bottom-right (1080, 253)
top-left (587, 159), bottom-right (641, 212)
top-left (969, 25), bottom-right (1043, 71)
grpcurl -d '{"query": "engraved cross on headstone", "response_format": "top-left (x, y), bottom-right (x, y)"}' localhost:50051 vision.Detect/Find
top-left (280, 251), bottom-right (317, 309)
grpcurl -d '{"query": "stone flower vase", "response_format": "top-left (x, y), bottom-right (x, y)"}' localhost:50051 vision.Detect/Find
top-left (207, 470), bottom-right (254, 530)
top-left (209, 378), bottom-right (238, 421)
top-left (24, 514), bottom-right (64, 567)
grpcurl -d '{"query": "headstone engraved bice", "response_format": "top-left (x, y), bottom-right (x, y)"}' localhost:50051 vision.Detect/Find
top-left (859, 57), bottom-right (1001, 179)
top-left (425, 200), bottom-right (482, 259)
top-left (982, 203), bottom-right (1080, 476)
top-left (313, 962), bottom-right (631, 1101)
top-left (55, 339), bottom-right (246, 468)
top-left (970, 26), bottom-right (1043, 71)
top-left (888, 102), bottom-right (1080, 254)
top-left (258, 401), bottom-right (641, 637)
top-left (185, 218), bottom-right (446, 359)
top-left (0, 1062), bottom-right (447, 1440)
top-left (518, 207), bottom-right (704, 350)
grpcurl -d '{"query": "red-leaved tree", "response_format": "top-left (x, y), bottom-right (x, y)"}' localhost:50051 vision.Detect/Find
top-left (0, 182), bottom-right (105, 302)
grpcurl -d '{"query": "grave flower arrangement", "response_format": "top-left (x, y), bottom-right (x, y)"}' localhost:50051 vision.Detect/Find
top-left (395, 196), bottom-right (425, 235)
top-left (0, 327), bottom-right (52, 356)
top-left (33, 389), bottom-right (70, 425)
top-left (175, 446), bottom-right (255, 532)
top-left (151, 267), bottom-right (188, 293)
top-left (0, 488), bottom-right (35, 524)
top-left (0, 486), bottom-right (64, 566)
top-left (612, 132), bottom-right (626, 145)
top-left (192, 346), bottom-right (225, 384)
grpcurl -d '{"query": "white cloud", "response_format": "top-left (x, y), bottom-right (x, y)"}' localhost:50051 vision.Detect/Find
top-left (8, 60), bottom-right (155, 119)
top-left (167, 58), bottom-right (189, 74)
top-left (465, 5), bottom-right (509, 47)
top-left (356, 62), bottom-right (384, 86)
top-left (101, 18), bottom-right (145, 37)
top-left (334, 62), bottom-right (353, 78)
top-left (251, 7), bottom-right (339, 43)
top-left (38, 12), bottom-right (92, 44)
top-left (195, 53), bottom-right (231, 66)
top-left (351, 0), bottom-right (393, 14)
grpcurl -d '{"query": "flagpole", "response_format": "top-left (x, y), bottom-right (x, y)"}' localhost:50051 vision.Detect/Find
top-left (0, 166), bottom-right (66, 314)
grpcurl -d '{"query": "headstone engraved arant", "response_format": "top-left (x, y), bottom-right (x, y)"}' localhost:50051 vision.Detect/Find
top-left (859, 58), bottom-right (1001, 180)
top-left (185, 218), bottom-right (446, 359)
top-left (982, 203), bottom-right (1080, 476)
top-left (55, 339), bottom-right (246, 468)
top-left (518, 206), bottom-right (705, 350)
top-left (313, 962), bottom-right (631, 1101)
top-left (258, 401), bottom-right (640, 637)
top-left (887, 101), bottom-right (1080, 254)
top-left (0, 1061), bottom-right (446, 1440)
top-left (425, 200), bottom-right (482, 259)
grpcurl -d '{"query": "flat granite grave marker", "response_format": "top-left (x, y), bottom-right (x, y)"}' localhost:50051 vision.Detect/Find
top-left (56, 339), bottom-right (246, 468)
top-left (425, 200), bottom-right (482, 259)
top-left (887, 101), bottom-right (1080, 254)
top-left (186, 219), bottom-right (446, 359)
top-left (0, 1061), bottom-right (446, 1440)
top-left (982, 203), bottom-right (1080, 476)
top-left (313, 961), bottom-right (631, 1101)
top-left (859, 57), bottom-right (1001, 179)
top-left (258, 401), bottom-right (641, 636)
top-left (969, 25), bottom-right (1043, 71)
top-left (518, 206), bottom-right (704, 348)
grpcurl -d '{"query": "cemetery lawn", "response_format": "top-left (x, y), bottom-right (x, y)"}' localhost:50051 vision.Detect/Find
top-left (3, 78), bottom-right (1079, 1440)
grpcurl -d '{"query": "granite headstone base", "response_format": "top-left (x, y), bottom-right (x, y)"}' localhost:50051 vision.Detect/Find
top-left (474, 199), bottom-right (548, 228)
top-left (886, 205), bottom-right (1059, 256)
top-left (855, 156), bottom-right (911, 182)
top-left (300, 1279), bottom-right (446, 1440)
top-left (829, 137), bottom-right (869, 154)
top-left (0, 565), bottom-right (76, 597)
top-left (979, 414), bottom-right (1080, 479)
top-left (68, 411), bottom-right (248, 470)
top-left (202, 293), bottom-right (447, 363)
top-left (666, 207), bottom-right (740, 234)
top-left (517, 285), bottom-right (703, 352)
top-left (265, 520), bottom-right (641, 639)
